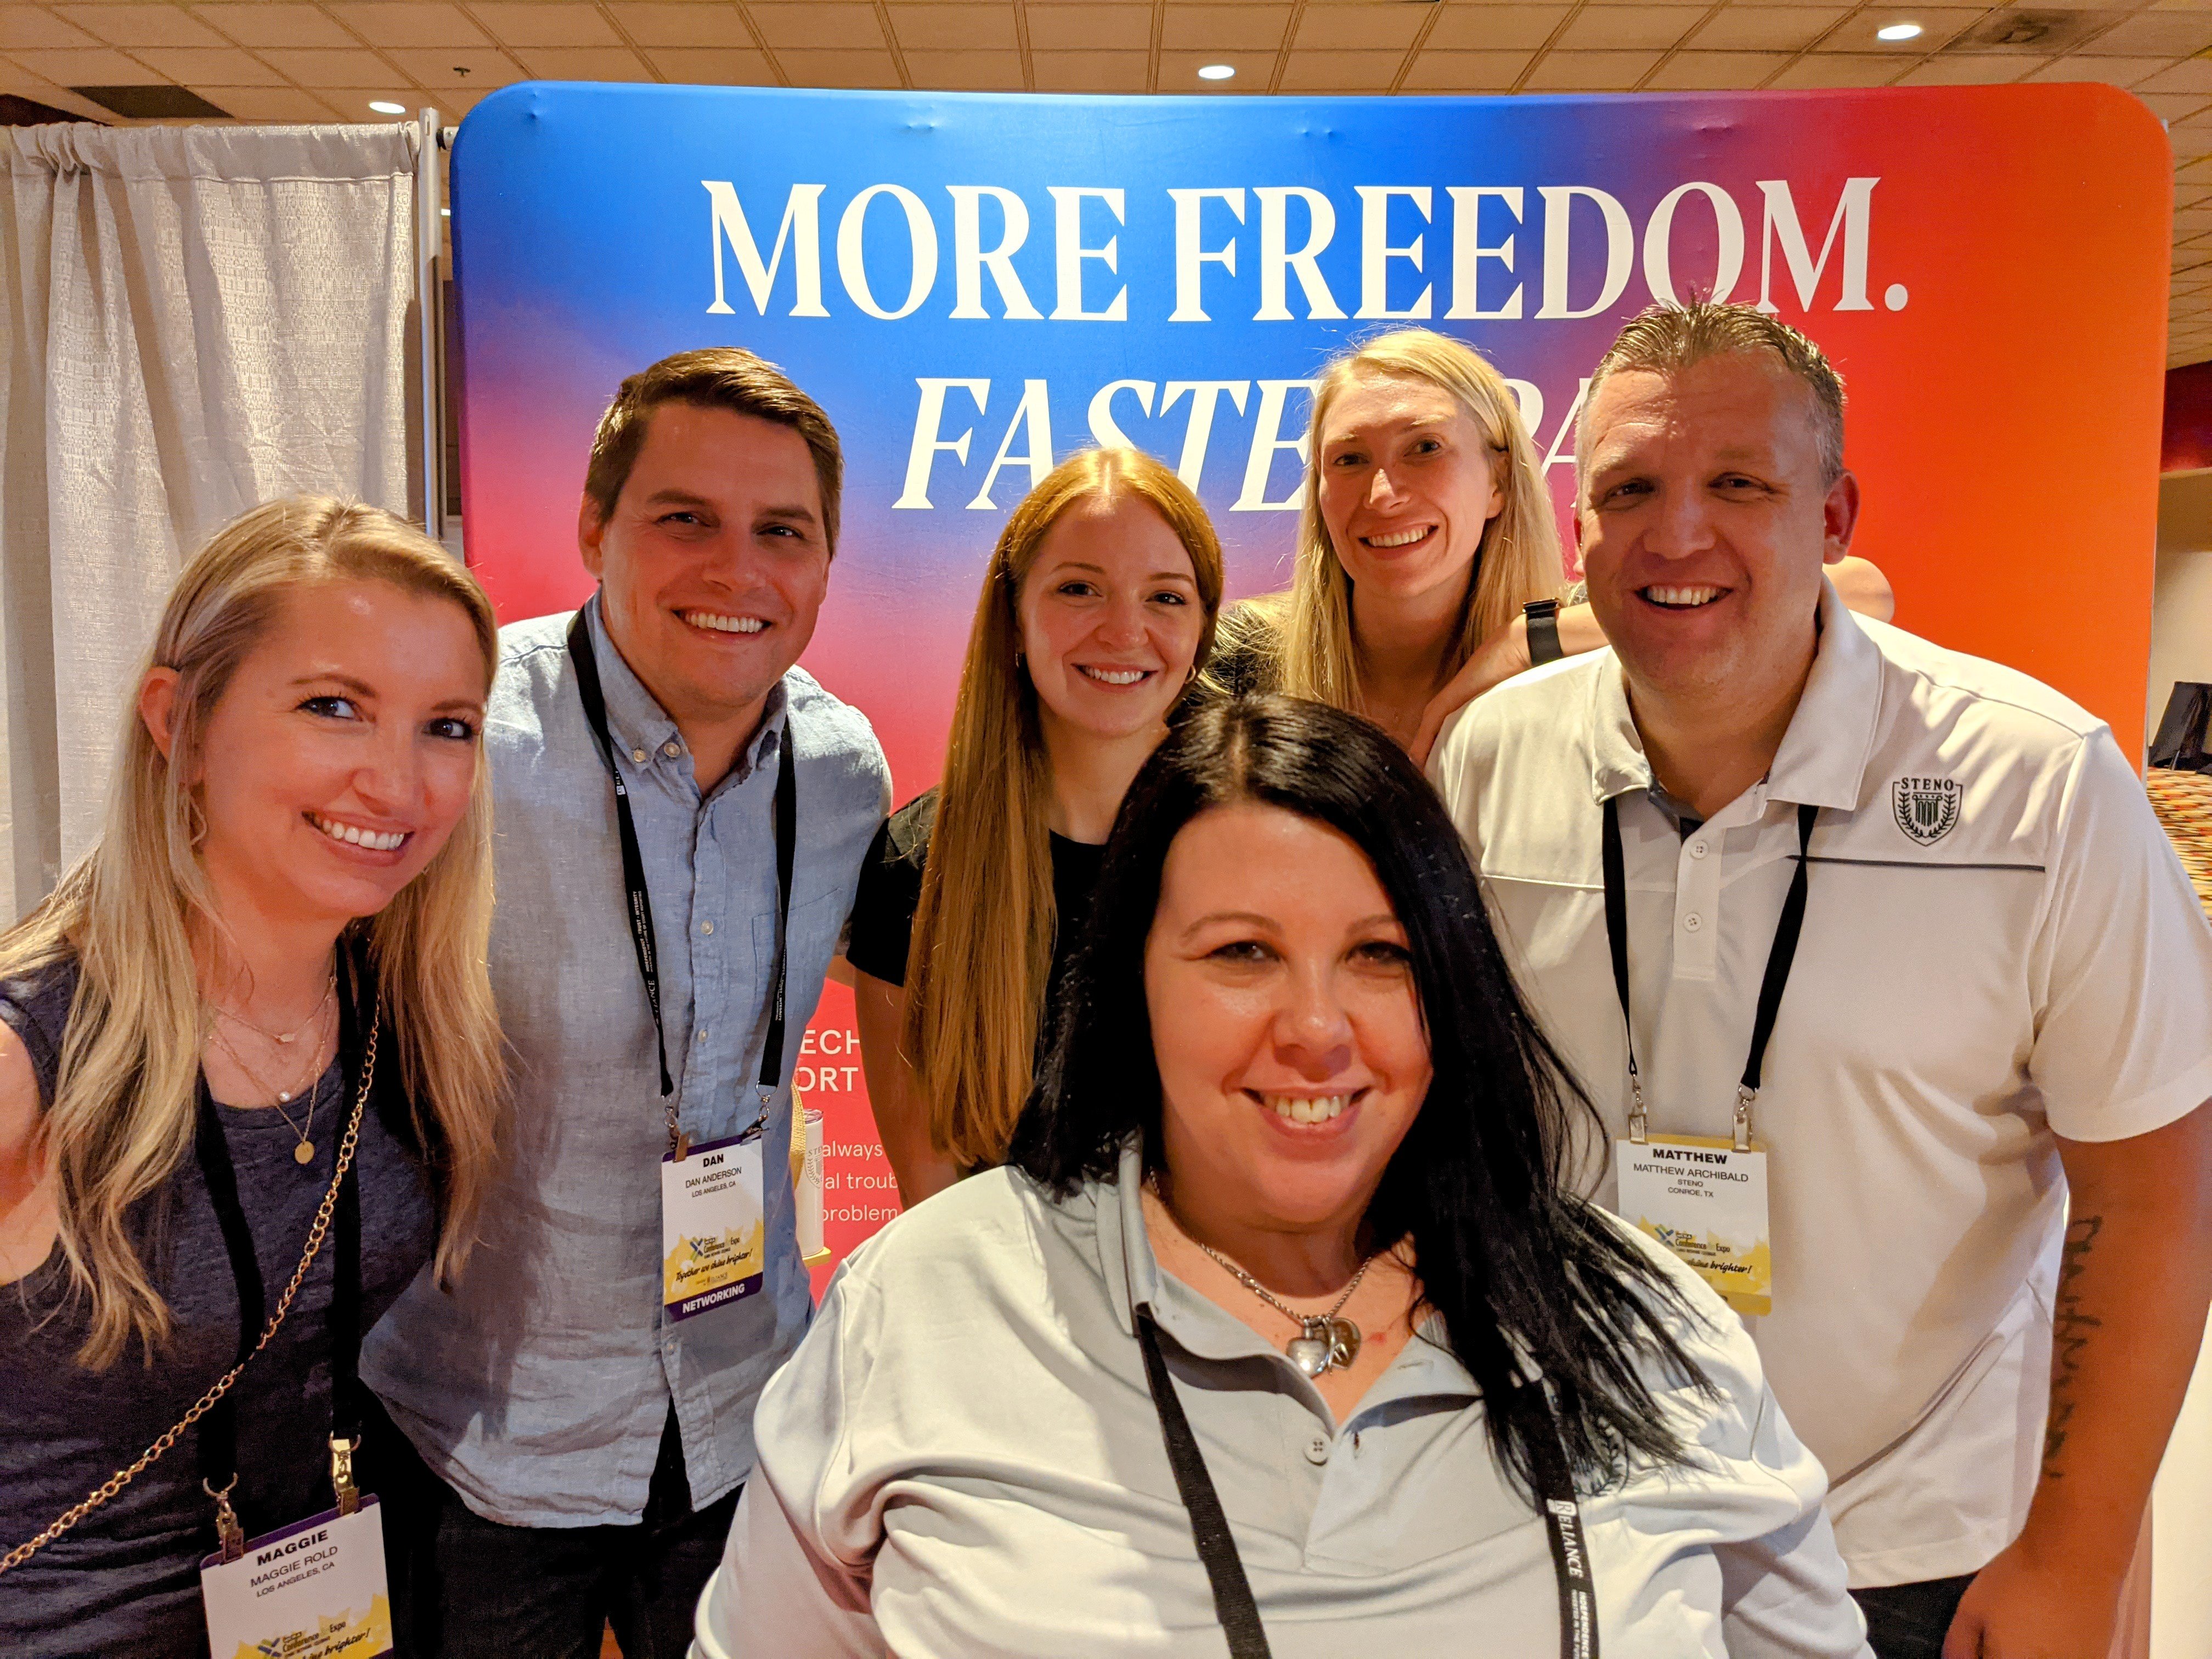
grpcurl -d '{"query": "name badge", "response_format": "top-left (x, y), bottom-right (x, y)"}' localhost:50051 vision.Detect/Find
top-left (661, 1131), bottom-right (767, 1321)
top-left (1612, 1134), bottom-right (1773, 1317)
top-left (200, 1497), bottom-right (391, 1659)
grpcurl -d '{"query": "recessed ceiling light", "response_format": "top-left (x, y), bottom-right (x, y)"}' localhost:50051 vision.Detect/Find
top-left (441, 207), bottom-right (452, 217)
top-left (1876, 22), bottom-right (1923, 41)
top-left (1197, 63), bottom-right (1235, 80)
top-left (369, 99), bottom-right (407, 114)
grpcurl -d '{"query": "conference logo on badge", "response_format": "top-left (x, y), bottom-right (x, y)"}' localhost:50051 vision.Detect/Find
top-left (1892, 776), bottom-right (1961, 845)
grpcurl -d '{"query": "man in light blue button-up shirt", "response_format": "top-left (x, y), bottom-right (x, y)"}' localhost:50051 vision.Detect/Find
top-left (363, 349), bottom-right (889, 1656)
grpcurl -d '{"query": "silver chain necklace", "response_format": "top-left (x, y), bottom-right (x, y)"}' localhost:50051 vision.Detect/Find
top-left (1150, 1174), bottom-right (1378, 1378)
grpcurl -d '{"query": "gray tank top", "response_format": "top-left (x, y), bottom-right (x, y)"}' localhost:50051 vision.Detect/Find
top-left (0, 953), bottom-right (437, 1658)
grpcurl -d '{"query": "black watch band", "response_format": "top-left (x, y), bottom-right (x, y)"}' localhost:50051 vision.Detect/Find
top-left (1523, 599), bottom-right (1564, 667)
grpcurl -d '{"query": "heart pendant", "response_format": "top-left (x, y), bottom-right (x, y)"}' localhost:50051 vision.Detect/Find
top-left (1286, 1331), bottom-right (1333, 1377)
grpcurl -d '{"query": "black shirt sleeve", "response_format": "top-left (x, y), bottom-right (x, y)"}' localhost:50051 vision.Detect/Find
top-left (844, 791), bottom-right (938, 988)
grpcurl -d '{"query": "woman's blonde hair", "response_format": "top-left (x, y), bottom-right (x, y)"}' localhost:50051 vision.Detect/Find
top-left (905, 449), bottom-right (1224, 1170)
top-left (0, 496), bottom-right (506, 1368)
top-left (1251, 328), bottom-right (1561, 712)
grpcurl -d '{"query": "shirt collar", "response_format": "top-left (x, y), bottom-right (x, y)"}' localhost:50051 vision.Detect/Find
top-left (583, 592), bottom-right (789, 785)
top-left (1587, 577), bottom-right (1881, 813)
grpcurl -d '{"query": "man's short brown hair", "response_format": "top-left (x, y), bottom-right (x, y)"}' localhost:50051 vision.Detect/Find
top-left (1580, 301), bottom-right (1848, 487)
top-left (583, 347), bottom-right (845, 553)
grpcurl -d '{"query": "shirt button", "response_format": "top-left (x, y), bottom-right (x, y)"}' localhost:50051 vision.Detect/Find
top-left (1305, 1436), bottom-right (1330, 1466)
top-left (1689, 839), bottom-right (1708, 859)
top-left (699, 920), bottom-right (714, 935)
top-left (629, 747), bottom-right (647, 764)
top-left (663, 741), bottom-right (682, 758)
top-left (1683, 913), bottom-right (1703, 932)
top-left (696, 1027), bottom-right (709, 1045)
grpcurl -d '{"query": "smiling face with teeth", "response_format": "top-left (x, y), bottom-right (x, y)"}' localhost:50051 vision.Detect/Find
top-left (1576, 352), bottom-right (1860, 723)
top-left (1144, 801), bottom-right (1431, 1242)
top-left (580, 402), bottom-right (831, 786)
top-left (1017, 494), bottom-right (1207, 749)
top-left (1315, 374), bottom-right (1505, 621)
top-left (142, 578), bottom-right (489, 935)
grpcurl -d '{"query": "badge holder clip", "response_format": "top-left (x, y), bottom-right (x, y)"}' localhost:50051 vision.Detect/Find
top-left (330, 1434), bottom-right (362, 1519)
top-left (204, 1477), bottom-right (246, 1564)
top-left (1731, 1086), bottom-right (1756, 1153)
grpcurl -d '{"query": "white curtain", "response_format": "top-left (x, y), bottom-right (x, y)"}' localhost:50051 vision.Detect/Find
top-left (0, 122), bottom-right (419, 922)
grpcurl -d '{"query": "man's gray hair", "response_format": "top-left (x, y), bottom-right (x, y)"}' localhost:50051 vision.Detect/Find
top-left (1577, 301), bottom-right (1848, 487)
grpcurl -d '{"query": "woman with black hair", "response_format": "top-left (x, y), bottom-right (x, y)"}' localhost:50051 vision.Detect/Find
top-left (693, 695), bottom-right (1869, 1658)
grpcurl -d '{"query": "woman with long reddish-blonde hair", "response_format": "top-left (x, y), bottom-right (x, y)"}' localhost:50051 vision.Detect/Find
top-left (847, 448), bottom-right (1224, 1204)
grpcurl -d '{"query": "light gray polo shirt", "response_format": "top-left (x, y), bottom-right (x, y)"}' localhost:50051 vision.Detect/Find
top-left (364, 596), bottom-right (890, 1526)
top-left (693, 1143), bottom-right (1870, 1657)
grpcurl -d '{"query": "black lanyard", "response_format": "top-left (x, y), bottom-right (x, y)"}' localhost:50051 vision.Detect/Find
top-left (1134, 1308), bottom-right (1598, 1658)
top-left (194, 1028), bottom-right (364, 1532)
top-left (1600, 796), bottom-right (1816, 1149)
top-left (566, 611), bottom-right (798, 1147)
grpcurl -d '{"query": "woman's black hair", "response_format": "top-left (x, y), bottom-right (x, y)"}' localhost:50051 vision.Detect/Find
top-left (1014, 693), bottom-right (1716, 1499)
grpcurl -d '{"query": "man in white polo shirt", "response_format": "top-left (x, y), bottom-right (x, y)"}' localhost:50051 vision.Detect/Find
top-left (1429, 301), bottom-right (2212, 1659)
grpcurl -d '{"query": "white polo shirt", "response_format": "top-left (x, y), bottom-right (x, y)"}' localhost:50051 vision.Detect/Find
top-left (1428, 582), bottom-right (2212, 1587)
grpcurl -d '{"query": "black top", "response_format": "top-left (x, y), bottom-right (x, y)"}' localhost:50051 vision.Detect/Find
top-left (0, 949), bottom-right (436, 1659)
top-left (847, 788), bottom-right (1106, 1057)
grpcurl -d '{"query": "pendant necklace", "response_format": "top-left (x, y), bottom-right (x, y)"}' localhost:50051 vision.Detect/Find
top-left (1148, 1171), bottom-right (1378, 1378)
top-left (213, 972), bottom-right (335, 1047)
top-left (208, 1013), bottom-right (331, 1166)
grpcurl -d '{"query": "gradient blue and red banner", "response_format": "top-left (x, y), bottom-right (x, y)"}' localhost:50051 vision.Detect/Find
top-left (452, 81), bottom-right (2171, 1273)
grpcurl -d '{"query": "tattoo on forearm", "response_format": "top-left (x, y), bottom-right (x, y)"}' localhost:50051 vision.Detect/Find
top-left (2041, 1212), bottom-right (2104, 1481)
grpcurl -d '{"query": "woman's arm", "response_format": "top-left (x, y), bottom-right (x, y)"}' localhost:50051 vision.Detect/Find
top-left (1827, 556), bottom-right (1894, 622)
top-left (0, 1022), bottom-right (58, 1285)
top-left (852, 969), bottom-right (962, 1207)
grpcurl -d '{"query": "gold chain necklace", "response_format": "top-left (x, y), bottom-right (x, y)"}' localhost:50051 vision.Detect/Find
top-left (207, 1007), bottom-right (332, 1166)
top-left (212, 972), bottom-right (335, 1047)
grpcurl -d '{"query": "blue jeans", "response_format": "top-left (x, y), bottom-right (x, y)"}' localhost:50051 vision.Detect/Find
top-left (1852, 1574), bottom-right (1979, 1659)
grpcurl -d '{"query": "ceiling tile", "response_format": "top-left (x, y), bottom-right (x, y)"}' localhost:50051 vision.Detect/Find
top-left (2154, 0), bottom-right (2212, 15)
top-left (1424, 7), bottom-right (1569, 52)
top-left (132, 43), bottom-right (280, 81)
top-left (1520, 47), bottom-right (1659, 88)
top-left (3, 42), bottom-right (151, 77)
top-left (1159, 6), bottom-right (1289, 51)
top-left (192, 4), bottom-right (354, 48)
top-left (772, 45), bottom-right (899, 84)
top-left (2140, 56), bottom-right (2212, 92)
top-left (257, 44), bottom-right (397, 81)
top-left (1643, 48), bottom-right (1793, 88)
top-left (329, 4), bottom-right (488, 47)
top-left (1030, 47), bottom-right (1148, 88)
top-left (1764, 51), bottom-right (1903, 87)
top-left (2024, 53), bottom-right (2170, 84)
top-left (642, 43), bottom-right (771, 79)
top-left (1025, 4), bottom-right (1147, 50)
top-left (1894, 54), bottom-right (2034, 84)
top-left (2086, 13), bottom-right (2212, 54)
top-left (0, 7), bottom-right (101, 48)
top-left (1553, 5), bottom-right (1705, 52)
top-left (611, 4), bottom-right (753, 47)
top-left (2176, 205), bottom-right (2212, 229)
top-left (512, 42), bottom-right (651, 75)
top-left (385, 45), bottom-right (520, 83)
top-left (1155, 47), bottom-right (1272, 86)
top-left (474, 3), bottom-right (619, 47)
top-left (1686, 7), bottom-right (1844, 53)
top-left (887, 4), bottom-right (1018, 50)
top-left (901, 44), bottom-right (1022, 86)
top-left (747, 4), bottom-right (883, 49)
top-left (1399, 47), bottom-right (1530, 87)
top-left (1294, 5), bottom-right (1426, 49)
top-left (54, 3), bottom-right (227, 47)
top-left (2180, 156), bottom-right (2212, 181)
top-left (2141, 91), bottom-right (2212, 118)
top-left (206, 82), bottom-right (338, 116)
top-left (1279, 45), bottom-right (1402, 84)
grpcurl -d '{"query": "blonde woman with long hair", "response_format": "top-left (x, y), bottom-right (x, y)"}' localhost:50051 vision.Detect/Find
top-left (848, 449), bottom-right (1224, 1204)
top-left (1206, 327), bottom-right (1893, 761)
top-left (0, 498), bottom-right (504, 1656)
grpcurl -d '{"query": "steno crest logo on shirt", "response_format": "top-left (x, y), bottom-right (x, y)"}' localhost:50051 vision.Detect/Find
top-left (1892, 776), bottom-right (1962, 845)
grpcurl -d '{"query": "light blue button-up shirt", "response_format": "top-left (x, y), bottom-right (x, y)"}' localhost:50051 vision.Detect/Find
top-left (364, 596), bottom-right (890, 1526)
